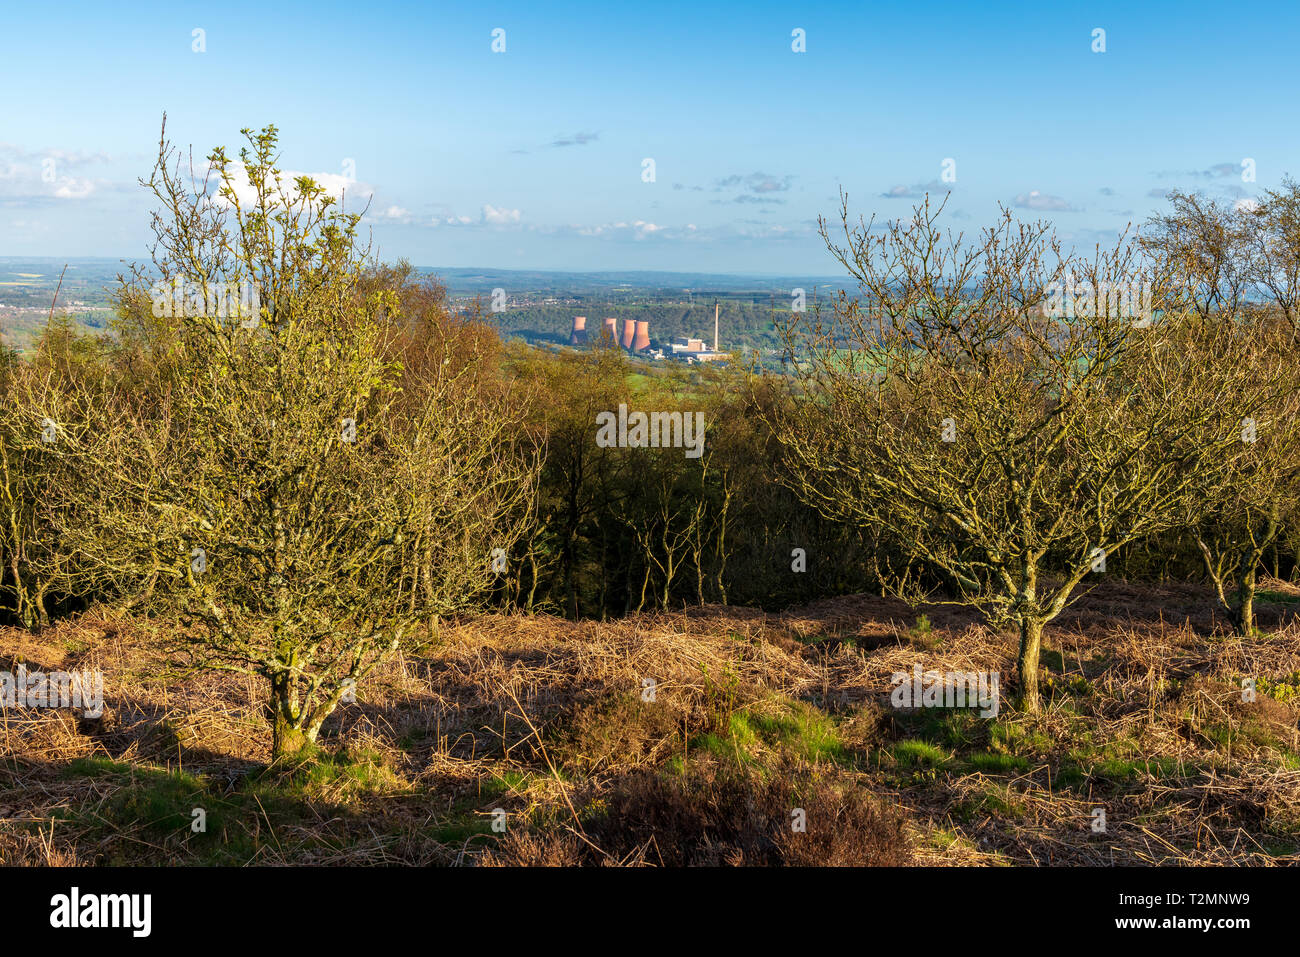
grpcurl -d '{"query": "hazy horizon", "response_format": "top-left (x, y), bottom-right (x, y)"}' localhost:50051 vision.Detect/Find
top-left (0, 256), bottom-right (843, 282)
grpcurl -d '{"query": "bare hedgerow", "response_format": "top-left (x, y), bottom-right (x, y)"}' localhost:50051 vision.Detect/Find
top-left (0, 326), bottom-right (166, 628)
top-left (1141, 191), bottom-right (1300, 634)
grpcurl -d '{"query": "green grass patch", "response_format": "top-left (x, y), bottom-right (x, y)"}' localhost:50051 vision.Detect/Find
top-left (62, 756), bottom-right (133, 779)
top-left (965, 751), bottom-right (1031, 774)
top-left (428, 813), bottom-right (498, 845)
top-left (1257, 590), bottom-right (1300, 606)
top-left (481, 767), bottom-right (564, 799)
top-left (1089, 755), bottom-right (1183, 783)
top-left (953, 782), bottom-right (1028, 821)
top-left (105, 768), bottom-right (212, 836)
top-left (891, 738), bottom-right (950, 768)
top-left (690, 700), bottom-right (849, 766)
top-left (990, 721), bottom-right (1053, 756)
top-left (1052, 762), bottom-right (1088, 788)
top-left (894, 707), bottom-right (991, 749)
top-left (264, 746), bottom-right (408, 799)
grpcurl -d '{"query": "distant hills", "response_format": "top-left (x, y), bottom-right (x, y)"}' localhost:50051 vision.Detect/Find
top-left (424, 266), bottom-right (846, 299)
top-left (0, 258), bottom-right (850, 352)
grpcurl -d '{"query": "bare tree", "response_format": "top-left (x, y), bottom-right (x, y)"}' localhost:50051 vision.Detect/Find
top-left (1141, 190), bottom-right (1251, 319)
top-left (96, 120), bottom-right (536, 758)
top-left (1243, 177), bottom-right (1300, 331)
top-left (771, 194), bottom-right (1280, 711)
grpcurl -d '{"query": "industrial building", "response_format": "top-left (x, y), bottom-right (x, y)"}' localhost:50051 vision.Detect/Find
top-left (567, 302), bottom-right (728, 363)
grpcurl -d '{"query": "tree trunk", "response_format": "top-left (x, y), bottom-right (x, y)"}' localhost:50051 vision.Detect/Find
top-left (269, 671), bottom-right (310, 760)
top-left (1017, 617), bottom-right (1044, 713)
top-left (563, 533), bottom-right (578, 619)
top-left (271, 710), bottom-right (311, 760)
top-left (1236, 564), bottom-right (1257, 636)
top-left (1234, 516), bottom-right (1275, 636)
top-left (33, 584), bottom-right (49, 628)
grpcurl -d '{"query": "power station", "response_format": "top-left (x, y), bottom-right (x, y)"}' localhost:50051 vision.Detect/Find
top-left (567, 301), bottom-right (726, 363)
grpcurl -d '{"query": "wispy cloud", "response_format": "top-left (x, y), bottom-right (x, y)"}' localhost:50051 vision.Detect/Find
top-left (713, 171), bottom-right (793, 193)
top-left (715, 194), bottom-right (786, 205)
top-left (1013, 190), bottom-right (1077, 212)
top-left (1154, 162), bottom-right (1241, 180)
top-left (550, 131), bottom-right (599, 148)
top-left (881, 180), bottom-right (947, 199)
top-left (703, 171), bottom-right (795, 206)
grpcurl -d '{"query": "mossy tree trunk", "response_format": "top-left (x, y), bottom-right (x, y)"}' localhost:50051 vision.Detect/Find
top-left (1016, 616), bottom-right (1044, 713)
top-left (269, 670), bottom-right (310, 760)
top-left (271, 711), bottom-right (311, 759)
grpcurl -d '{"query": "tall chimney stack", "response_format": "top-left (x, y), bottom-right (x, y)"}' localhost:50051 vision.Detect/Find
top-left (632, 320), bottom-right (650, 352)
top-left (569, 315), bottom-right (588, 346)
top-left (620, 318), bottom-right (637, 350)
top-left (713, 301), bottom-right (719, 352)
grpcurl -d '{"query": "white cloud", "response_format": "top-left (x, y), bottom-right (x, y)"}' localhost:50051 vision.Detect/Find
top-left (482, 204), bottom-right (521, 224)
top-left (1013, 190), bottom-right (1076, 212)
top-left (210, 161), bottom-right (374, 210)
top-left (53, 177), bottom-right (96, 199)
top-left (568, 220), bottom-right (679, 240)
top-left (0, 143), bottom-right (113, 204)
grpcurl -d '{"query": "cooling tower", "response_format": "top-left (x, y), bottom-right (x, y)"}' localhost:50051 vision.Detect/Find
top-left (569, 315), bottom-right (588, 346)
top-left (620, 318), bottom-right (636, 350)
top-left (632, 320), bottom-right (650, 351)
top-left (602, 317), bottom-right (617, 345)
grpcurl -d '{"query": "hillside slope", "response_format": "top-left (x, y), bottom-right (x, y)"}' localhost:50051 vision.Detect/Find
top-left (2, 582), bottom-right (1299, 865)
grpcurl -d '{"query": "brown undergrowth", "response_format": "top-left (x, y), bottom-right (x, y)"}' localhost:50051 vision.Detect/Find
top-left (1, 579), bottom-right (1298, 866)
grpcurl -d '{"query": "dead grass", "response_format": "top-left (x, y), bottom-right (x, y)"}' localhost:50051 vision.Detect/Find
top-left (0, 579), bottom-right (1297, 866)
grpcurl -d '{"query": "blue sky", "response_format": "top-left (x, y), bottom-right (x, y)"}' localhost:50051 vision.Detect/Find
top-left (2, 0), bottom-right (1297, 274)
